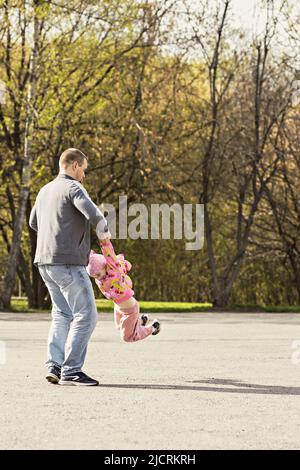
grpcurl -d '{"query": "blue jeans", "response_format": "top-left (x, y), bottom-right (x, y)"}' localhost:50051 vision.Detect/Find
top-left (38, 264), bottom-right (98, 375)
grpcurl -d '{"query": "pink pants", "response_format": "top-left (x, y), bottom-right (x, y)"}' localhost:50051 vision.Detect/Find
top-left (114, 299), bottom-right (152, 342)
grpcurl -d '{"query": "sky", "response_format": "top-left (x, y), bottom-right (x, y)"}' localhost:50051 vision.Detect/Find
top-left (176, 0), bottom-right (299, 37)
top-left (229, 0), bottom-right (297, 36)
top-left (160, 0), bottom-right (300, 68)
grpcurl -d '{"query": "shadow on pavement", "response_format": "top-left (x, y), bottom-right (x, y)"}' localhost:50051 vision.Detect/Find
top-left (99, 379), bottom-right (300, 395)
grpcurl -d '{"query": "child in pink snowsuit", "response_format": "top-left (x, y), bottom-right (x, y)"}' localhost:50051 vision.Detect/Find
top-left (86, 239), bottom-right (161, 342)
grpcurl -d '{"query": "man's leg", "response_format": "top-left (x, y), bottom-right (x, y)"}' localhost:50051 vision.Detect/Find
top-left (38, 265), bottom-right (73, 370)
top-left (59, 266), bottom-right (98, 376)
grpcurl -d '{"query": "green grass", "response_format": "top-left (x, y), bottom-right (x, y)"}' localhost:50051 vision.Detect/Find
top-left (216, 303), bottom-right (300, 313)
top-left (127, 301), bottom-right (213, 313)
top-left (7, 298), bottom-right (300, 313)
top-left (95, 300), bottom-right (214, 313)
top-left (9, 297), bottom-right (213, 313)
top-left (260, 305), bottom-right (300, 313)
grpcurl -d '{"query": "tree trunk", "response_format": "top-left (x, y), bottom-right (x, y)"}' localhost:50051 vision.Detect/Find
top-left (0, 1), bottom-right (41, 311)
top-left (17, 249), bottom-right (35, 306)
top-left (213, 289), bottom-right (231, 308)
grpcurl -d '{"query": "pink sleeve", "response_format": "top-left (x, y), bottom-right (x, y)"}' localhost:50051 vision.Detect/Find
top-left (100, 240), bottom-right (119, 269)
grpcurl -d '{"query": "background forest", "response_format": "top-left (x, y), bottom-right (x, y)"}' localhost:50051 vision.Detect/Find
top-left (0, 0), bottom-right (299, 310)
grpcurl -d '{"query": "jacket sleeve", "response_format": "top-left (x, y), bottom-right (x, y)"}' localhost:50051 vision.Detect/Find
top-left (29, 204), bottom-right (38, 232)
top-left (69, 182), bottom-right (108, 233)
top-left (100, 240), bottom-right (119, 270)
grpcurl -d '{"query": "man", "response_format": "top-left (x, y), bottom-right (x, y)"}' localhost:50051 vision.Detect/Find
top-left (29, 148), bottom-right (110, 386)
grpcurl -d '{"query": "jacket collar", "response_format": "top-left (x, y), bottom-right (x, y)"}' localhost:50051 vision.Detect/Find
top-left (57, 173), bottom-right (76, 181)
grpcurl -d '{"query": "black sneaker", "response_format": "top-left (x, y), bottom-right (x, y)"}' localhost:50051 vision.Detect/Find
top-left (140, 314), bottom-right (149, 326)
top-left (58, 371), bottom-right (99, 386)
top-left (46, 365), bottom-right (61, 384)
top-left (152, 319), bottom-right (161, 335)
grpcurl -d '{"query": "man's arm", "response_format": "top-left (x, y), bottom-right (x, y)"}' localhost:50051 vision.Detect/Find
top-left (69, 182), bottom-right (110, 238)
top-left (29, 204), bottom-right (38, 232)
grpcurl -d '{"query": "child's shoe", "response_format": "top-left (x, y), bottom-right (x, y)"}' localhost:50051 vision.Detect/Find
top-left (140, 314), bottom-right (149, 326)
top-left (151, 319), bottom-right (161, 335)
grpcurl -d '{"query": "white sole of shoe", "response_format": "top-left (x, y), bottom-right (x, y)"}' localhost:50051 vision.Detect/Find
top-left (58, 380), bottom-right (99, 386)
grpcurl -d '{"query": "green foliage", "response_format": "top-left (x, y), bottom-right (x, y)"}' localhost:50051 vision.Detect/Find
top-left (11, 297), bottom-right (212, 313)
top-left (1, 0), bottom-right (299, 308)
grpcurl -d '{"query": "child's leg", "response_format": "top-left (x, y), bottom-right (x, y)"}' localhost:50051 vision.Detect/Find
top-left (114, 297), bottom-right (136, 329)
top-left (119, 297), bottom-right (136, 308)
top-left (116, 299), bottom-right (152, 342)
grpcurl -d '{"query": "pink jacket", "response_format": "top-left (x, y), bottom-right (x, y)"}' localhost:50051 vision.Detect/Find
top-left (87, 240), bottom-right (134, 304)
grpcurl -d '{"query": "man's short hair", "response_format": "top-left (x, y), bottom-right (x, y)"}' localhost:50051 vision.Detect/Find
top-left (59, 148), bottom-right (87, 168)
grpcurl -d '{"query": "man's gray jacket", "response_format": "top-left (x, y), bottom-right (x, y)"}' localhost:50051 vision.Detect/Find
top-left (29, 174), bottom-right (108, 266)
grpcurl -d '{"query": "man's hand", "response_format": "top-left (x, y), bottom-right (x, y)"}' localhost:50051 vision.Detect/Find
top-left (96, 213), bottom-right (111, 242)
top-left (99, 229), bottom-right (111, 242)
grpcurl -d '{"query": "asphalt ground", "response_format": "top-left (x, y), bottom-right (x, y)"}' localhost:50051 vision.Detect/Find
top-left (1, 311), bottom-right (300, 450)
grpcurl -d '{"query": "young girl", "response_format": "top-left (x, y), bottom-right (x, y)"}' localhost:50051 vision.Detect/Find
top-left (86, 239), bottom-right (161, 342)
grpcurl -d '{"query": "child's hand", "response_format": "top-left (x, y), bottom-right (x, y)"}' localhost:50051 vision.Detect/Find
top-left (99, 230), bottom-right (111, 243)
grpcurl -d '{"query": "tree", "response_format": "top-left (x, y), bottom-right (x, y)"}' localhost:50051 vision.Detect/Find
top-left (0, 0), bottom-right (42, 310)
top-left (182, 0), bottom-right (291, 306)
